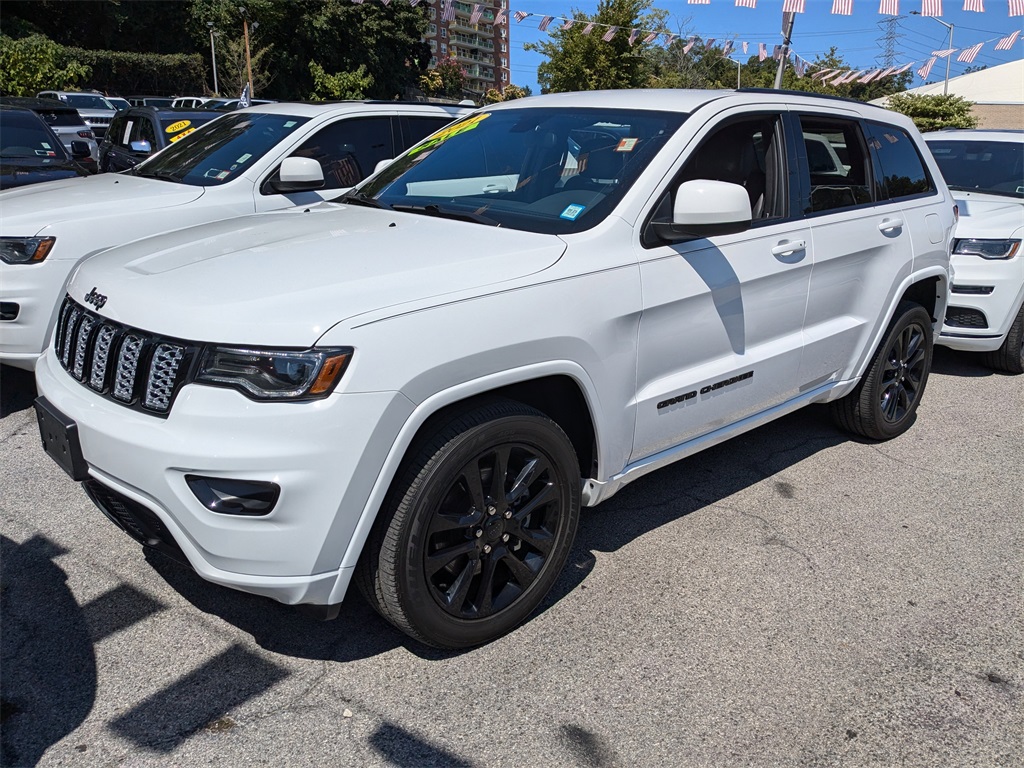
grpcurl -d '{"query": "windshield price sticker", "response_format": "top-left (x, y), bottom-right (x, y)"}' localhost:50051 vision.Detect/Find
top-left (409, 113), bottom-right (491, 156)
top-left (165, 120), bottom-right (192, 133)
top-left (560, 204), bottom-right (586, 221)
top-left (169, 127), bottom-right (197, 143)
top-left (616, 138), bottom-right (639, 152)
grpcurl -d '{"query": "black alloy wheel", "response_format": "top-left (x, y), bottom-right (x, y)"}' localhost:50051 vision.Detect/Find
top-left (357, 400), bottom-right (581, 649)
top-left (831, 301), bottom-right (934, 440)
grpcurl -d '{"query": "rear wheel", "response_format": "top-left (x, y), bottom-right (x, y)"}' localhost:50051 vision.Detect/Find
top-left (981, 302), bottom-right (1024, 375)
top-left (357, 400), bottom-right (581, 648)
top-left (831, 301), bottom-right (933, 440)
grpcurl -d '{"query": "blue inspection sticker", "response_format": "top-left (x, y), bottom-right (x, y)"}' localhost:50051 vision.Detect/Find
top-left (560, 204), bottom-right (586, 221)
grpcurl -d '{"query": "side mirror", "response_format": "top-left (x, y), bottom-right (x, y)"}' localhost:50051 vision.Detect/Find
top-left (373, 158), bottom-right (393, 176)
top-left (70, 140), bottom-right (92, 159)
top-left (130, 140), bottom-right (152, 154)
top-left (651, 179), bottom-right (752, 242)
top-left (272, 156), bottom-right (325, 193)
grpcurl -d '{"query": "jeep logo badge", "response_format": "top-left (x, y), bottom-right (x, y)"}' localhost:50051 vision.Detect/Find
top-left (84, 287), bottom-right (107, 310)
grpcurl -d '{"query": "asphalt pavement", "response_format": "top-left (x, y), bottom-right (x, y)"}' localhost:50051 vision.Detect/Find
top-left (1, 349), bottom-right (1021, 767)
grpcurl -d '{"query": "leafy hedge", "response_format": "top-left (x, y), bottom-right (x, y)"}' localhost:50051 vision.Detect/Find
top-left (61, 46), bottom-right (207, 97)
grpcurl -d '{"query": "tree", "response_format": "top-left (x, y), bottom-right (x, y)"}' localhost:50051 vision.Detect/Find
top-left (647, 35), bottom-right (737, 89)
top-left (482, 83), bottom-right (532, 104)
top-left (0, 34), bottom-right (89, 96)
top-left (217, 35), bottom-right (275, 97)
top-left (526, 0), bottom-right (667, 93)
top-left (309, 62), bottom-right (373, 100)
top-left (884, 92), bottom-right (978, 131)
top-left (419, 56), bottom-right (467, 99)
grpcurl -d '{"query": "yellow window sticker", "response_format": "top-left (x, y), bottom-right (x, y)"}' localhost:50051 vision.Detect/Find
top-left (165, 120), bottom-right (192, 133)
top-left (409, 113), bottom-right (490, 156)
top-left (616, 138), bottom-right (639, 152)
top-left (169, 127), bottom-right (197, 143)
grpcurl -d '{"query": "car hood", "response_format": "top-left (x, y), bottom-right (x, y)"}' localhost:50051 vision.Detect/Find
top-left (0, 160), bottom-right (88, 189)
top-left (68, 203), bottom-right (567, 346)
top-left (950, 192), bottom-right (1024, 239)
top-left (0, 173), bottom-right (205, 232)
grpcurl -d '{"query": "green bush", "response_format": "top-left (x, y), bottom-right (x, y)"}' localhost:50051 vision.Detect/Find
top-left (0, 34), bottom-right (89, 96)
top-left (885, 92), bottom-right (978, 132)
top-left (62, 46), bottom-right (206, 96)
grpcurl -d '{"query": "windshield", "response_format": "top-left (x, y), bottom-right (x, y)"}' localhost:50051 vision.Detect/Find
top-left (133, 112), bottom-right (310, 186)
top-left (63, 94), bottom-right (115, 110)
top-left (928, 139), bottom-right (1024, 199)
top-left (108, 98), bottom-right (130, 111)
top-left (0, 110), bottom-right (69, 161)
top-left (358, 107), bottom-right (687, 234)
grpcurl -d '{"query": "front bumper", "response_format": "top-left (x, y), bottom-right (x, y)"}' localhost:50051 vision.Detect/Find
top-left (35, 349), bottom-right (415, 606)
top-left (0, 258), bottom-right (75, 370)
top-left (937, 252), bottom-right (1024, 352)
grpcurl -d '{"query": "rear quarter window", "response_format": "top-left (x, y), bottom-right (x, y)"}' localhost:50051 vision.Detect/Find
top-left (867, 122), bottom-right (935, 200)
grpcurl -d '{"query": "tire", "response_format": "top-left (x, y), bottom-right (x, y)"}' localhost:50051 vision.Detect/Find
top-left (831, 301), bottom-right (934, 441)
top-left (981, 302), bottom-right (1024, 375)
top-left (357, 399), bottom-right (581, 649)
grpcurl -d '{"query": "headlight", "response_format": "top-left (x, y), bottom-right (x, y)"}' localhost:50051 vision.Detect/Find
top-left (0, 237), bottom-right (56, 265)
top-left (953, 238), bottom-right (1020, 260)
top-left (195, 347), bottom-right (352, 400)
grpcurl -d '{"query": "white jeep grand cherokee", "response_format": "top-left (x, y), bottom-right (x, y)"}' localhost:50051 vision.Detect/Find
top-left (35, 90), bottom-right (955, 648)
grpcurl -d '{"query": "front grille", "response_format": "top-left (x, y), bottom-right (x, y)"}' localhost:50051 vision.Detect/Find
top-left (54, 295), bottom-right (199, 416)
top-left (82, 480), bottom-right (189, 566)
top-left (945, 306), bottom-right (989, 329)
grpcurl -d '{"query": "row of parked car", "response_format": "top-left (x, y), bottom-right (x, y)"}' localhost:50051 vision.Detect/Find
top-left (0, 90), bottom-right (278, 184)
top-left (2, 89), bottom-right (1021, 649)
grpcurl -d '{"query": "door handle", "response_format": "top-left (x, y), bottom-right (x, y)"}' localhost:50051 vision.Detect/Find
top-left (771, 240), bottom-right (806, 256)
top-left (878, 217), bottom-right (904, 232)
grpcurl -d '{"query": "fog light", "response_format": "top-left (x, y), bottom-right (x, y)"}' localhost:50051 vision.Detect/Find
top-left (185, 475), bottom-right (280, 516)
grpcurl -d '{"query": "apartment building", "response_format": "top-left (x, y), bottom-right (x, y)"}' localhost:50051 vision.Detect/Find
top-left (423, 1), bottom-right (511, 96)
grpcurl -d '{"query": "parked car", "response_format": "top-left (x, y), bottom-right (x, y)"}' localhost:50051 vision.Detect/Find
top-left (0, 105), bottom-right (91, 190)
top-left (200, 98), bottom-right (277, 111)
top-left (171, 96), bottom-right (211, 109)
top-left (36, 90), bottom-right (117, 139)
top-left (0, 97), bottom-right (99, 171)
top-left (0, 101), bottom-right (472, 370)
top-left (107, 97), bottom-right (131, 112)
top-left (925, 130), bottom-right (1024, 374)
top-left (32, 90), bottom-right (955, 648)
top-left (126, 96), bottom-right (175, 108)
top-left (98, 106), bottom-right (221, 172)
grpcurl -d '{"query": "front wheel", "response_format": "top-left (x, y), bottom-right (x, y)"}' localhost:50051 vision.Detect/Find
top-left (358, 400), bottom-right (581, 648)
top-left (982, 302), bottom-right (1024, 375)
top-left (831, 301), bottom-right (934, 440)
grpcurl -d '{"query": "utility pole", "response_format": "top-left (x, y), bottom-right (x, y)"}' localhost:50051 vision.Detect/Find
top-left (773, 11), bottom-right (795, 90)
top-left (207, 22), bottom-right (219, 96)
top-left (735, 59), bottom-right (741, 89)
top-left (910, 11), bottom-right (954, 95)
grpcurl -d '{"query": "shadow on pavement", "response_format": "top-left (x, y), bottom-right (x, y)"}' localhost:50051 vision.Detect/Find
top-left (0, 365), bottom-right (36, 419)
top-left (931, 345), bottom-right (1002, 378)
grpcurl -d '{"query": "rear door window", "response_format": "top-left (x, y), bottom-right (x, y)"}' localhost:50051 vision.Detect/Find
top-left (795, 115), bottom-right (874, 214)
top-left (867, 122), bottom-right (935, 200)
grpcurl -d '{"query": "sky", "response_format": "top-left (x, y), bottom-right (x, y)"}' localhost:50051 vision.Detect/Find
top-left (505, 0), bottom-right (1024, 93)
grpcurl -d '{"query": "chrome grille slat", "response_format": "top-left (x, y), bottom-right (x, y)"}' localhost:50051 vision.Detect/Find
top-left (54, 295), bottom-right (196, 417)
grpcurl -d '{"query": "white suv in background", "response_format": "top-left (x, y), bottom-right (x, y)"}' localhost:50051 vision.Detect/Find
top-left (34, 90), bottom-right (955, 648)
top-left (0, 101), bottom-right (470, 370)
top-left (925, 130), bottom-right (1024, 374)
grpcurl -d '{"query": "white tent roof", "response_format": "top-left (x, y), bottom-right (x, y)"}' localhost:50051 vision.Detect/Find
top-left (872, 58), bottom-right (1024, 105)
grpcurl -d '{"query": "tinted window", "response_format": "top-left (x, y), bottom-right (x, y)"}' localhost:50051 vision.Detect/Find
top-left (285, 117), bottom-right (395, 190)
top-left (62, 94), bottom-right (115, 110)
top-left (926, 138), bottom-right (1023, 199)
top-left (402, 115), bottom-right (458, 150)
top-left (868, 123), bottom-right (935, 199)
top-left (107, 115), bottom-right (129, 147)
top-left (0, 110), bottom-right (68, 159)
top-left (797, 116), bottom-right (873, 213)
top-left (133, 112), bottom-right (311, 187)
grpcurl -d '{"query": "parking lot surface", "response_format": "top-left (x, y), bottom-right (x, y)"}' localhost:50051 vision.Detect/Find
top-left (1, 348), bottom-right (1021, 767)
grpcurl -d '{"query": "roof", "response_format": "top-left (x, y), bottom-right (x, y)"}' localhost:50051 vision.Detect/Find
top-left (0, 96), bottom-right (79, 113)
top-left (872, 59), bottom-right (1024, 106)
top-left (923, 129), bottom-right (1024, 143)
top-left (239, 101), bottom-right (473, 118)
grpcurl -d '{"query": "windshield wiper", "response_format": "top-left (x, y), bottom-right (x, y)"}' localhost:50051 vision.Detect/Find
top-left (335, 190), bottom-right (391, 209)
top-left (136, 169), bottom-right (182, 183)
top-left (390, 203), bottom-right (499, 227)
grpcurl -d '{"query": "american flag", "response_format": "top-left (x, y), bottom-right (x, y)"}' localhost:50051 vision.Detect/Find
top-left (683, 39), bottom-right (696, 54)
top-left (664, 33), bottom-right (677, 44)
top-left (493, 8), bottom-right (507, 24)
top-left (537, 15), bottom-right (553, 31)
top-left (931, 48), bottom-right (956, 57)
top-left (410, 0), bottom-right (422, 5)
top-left (956, 42), bottom-right (984, 62)
top-left (562, 19), bottom-right (575, 30)
top-left (878, 0), bottom-right (899, 12)
top-left (688, 0), bottom-right (711, 4)
top-left (782, 0), bottom-right (806, 12)
top-left (829, 70), bottom-right (849, 84)
top-left (995, 29), bottom-right (1020, 49)
top-left (469, 4), bottom-right (482, 24)
top-left (894, 62), bottom-right (913, 73)
top-left (772, 44), bottom-right (783, 60)
top-left (917, 56), bottom-right (937, 79)
top-left (758, 42), bottom-right (768, 60)
top-left (920, 0), bottom-right (942, 16)
top-left (812, 68), bottom-right (836, 80)
top-left (842, 69), bottom-right (864, 83)
top-left (643, 31), bottom-right (659, 43)
top-left (742, 41), bottom-right (749, 53)
top-left (380, 0), bottom-right (391, 5)
top-left (512, 10), bottom-right (529, 23)
top-left (794, 57), bottom-right (807, 77)
top-left (441, 0), bottom-right (454, 23)
top-left (629, 28), bottom-right (639, 44)
top-left (859, 69), bottom-right (881, 82)
top-left (961, 0), bottom-right (984, 10)
top-left (831, 0), bottom-right (853, 14)
top-left (736, 0), bottom-right (758, 7)
top-left (722, 40), bottom-right (734, 55)
top-left (582, 22), bottom-right (595, 35)
top-left (602, 25), bottom-right (618, 41)
top-left (1011, 0), bottom-right (1024, 16)
top-left (704, 38), bottom-right (716, 49)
